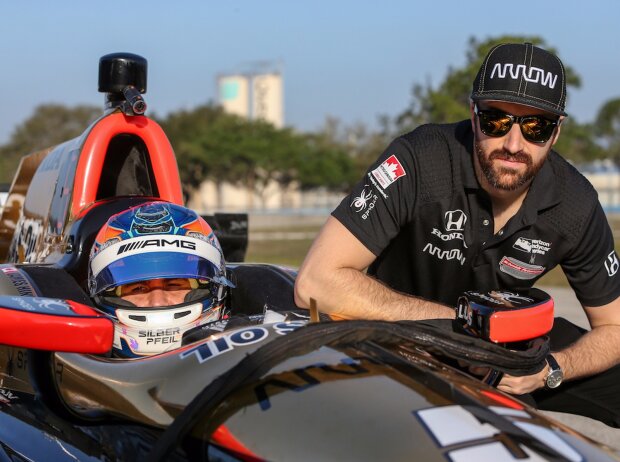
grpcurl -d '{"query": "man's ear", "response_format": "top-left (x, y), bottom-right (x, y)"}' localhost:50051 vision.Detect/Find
top-left (469, 102), bottom-right (476, 132)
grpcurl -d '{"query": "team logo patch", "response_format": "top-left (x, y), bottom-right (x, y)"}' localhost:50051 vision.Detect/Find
top-left (444, 210), bottom-right (467, 232)
top-left (350, 186), bottom-right (373, 212)
top-left (0, 266), bottom-right (36, 296)
top-left (0, 388), bottom-right (18, 404)
top-left (490, 63), bottom-right (558, 89)
top-left (605, 251), bottom-right (619, 277)
top-left (422, 243), bottom-right (466, 265)
top-left (371, 155), bottom-right (406, 189)
top-left (512, 237), bottom-right (551, 256)
top-left (350, 185), bottom-right (379, 220)
top-left (499, 256), bottom-right (545, 280)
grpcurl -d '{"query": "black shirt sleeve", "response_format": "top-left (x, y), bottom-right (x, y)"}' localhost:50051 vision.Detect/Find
top-left (561, 201), bottom-right (620, 307)
top-left (332, 137), bottom-right (418, 256)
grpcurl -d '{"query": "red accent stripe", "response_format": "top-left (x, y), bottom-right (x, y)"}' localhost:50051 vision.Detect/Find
top-left (0, 304), bottom-right (113, 353)
top-left (211, 425), bottom-right (265, 462)
top-left (480, 390), bottom-right (525, 410)
top-left (500, 257), bottom-right (543, 274)
top-left (71, 113), bottom-right (183, 219)
top-left (65, 300), bottom-right (100, 316)
top-left (488, 299), bottom-right (554, 343)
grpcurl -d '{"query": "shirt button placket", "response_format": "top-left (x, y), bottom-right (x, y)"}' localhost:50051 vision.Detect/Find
top-left (480, 217), bottom-right (493, 248)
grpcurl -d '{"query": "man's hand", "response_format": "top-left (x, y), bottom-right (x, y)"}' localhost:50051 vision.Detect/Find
top-left (496, 367), bottom-right (548, 395)
top-left (461, 363), bottom-right (547, 395)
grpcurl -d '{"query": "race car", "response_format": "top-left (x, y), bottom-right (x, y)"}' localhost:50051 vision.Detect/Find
top-left (0, 53), bottom-right (617, 461)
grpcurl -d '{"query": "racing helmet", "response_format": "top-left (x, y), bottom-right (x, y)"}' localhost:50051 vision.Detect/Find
top-left (88, 201), bottom-right (234, 358)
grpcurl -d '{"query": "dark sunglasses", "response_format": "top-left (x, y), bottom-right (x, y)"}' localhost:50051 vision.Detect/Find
top-left (474, 104), bottom-right (560, 143)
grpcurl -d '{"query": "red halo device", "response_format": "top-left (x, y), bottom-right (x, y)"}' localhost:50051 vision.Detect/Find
top-left (455, 289), bottom-right (554, 343)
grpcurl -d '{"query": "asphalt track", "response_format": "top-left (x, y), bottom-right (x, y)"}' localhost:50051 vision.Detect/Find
top-left (537, 286), bottom-right (620, 452)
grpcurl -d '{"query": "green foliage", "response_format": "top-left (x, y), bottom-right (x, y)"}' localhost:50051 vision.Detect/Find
top-left (389, 35), bottom-right (620, 166)
top-left (395, 35), bottom-right (581, 133)
top-left (2, 36), bottom-right (620, 192)
top-left (298, 133), bottom-right (357, 191)
top-left (0, 155), bottom-right (19, 184)
top-left (158, 105), bottom-right (250, 197)
top-left (159, 105), bottom-right (356, 202)
top-left (0, 104), bottom-right (100, 182)
top-left (304, 116), bottom-right (394, 187)
top-left (594, 98), bottom-right (620, 159)
top-left (553, 119), bottom-right (605, 162)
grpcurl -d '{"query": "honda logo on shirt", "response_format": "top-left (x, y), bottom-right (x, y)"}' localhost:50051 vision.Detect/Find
top-left (605, 251), bottom-right (619, 277)
top-left (445, 210), bottom-right (467, 232)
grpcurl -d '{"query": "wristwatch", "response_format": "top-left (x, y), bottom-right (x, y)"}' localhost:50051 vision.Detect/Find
top-left (544, 354), bottom-right (564, 389)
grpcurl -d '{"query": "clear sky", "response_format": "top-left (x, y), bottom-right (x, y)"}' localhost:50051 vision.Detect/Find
top-left (0, 0), bottom-right (618, 145)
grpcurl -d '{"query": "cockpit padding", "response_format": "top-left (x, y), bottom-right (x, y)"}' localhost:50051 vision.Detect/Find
top-left (18, 265), bottom-right (94, 307)
top-left (227, 264), bottom-right (298, 315)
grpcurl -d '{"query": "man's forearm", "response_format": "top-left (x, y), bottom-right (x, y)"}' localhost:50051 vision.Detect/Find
top-left (554, 325), bottom-right (620, 381)
top-left (296, 266), bottom-right (455, 321)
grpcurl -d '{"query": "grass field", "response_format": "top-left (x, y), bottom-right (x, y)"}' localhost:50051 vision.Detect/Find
top-left (245, 214), bottom-right (620, 288)
top-left (247, 234), bottom-right (572, 286)
top-left (246, 236), bottom-right (315, 267)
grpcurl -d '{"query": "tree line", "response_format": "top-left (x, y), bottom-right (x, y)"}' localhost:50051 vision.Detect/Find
top-left (2, 35), bottom-right (620, 197)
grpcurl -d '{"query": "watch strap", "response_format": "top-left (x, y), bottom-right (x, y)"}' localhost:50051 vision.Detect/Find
top-left (546, 353), bottom-right (560, 371)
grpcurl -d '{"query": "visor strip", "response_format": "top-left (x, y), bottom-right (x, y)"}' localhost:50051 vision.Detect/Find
top-left (91, 235), bottom-right (222, 278)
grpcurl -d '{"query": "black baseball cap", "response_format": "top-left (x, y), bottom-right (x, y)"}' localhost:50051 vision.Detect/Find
top-left (471, 43), bottom-right (567, 117)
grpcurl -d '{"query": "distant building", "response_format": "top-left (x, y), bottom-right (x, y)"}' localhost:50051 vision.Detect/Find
top-left (200, 69), bottom-right (290, 212)
top-left (218, 75), bottom-right (250, 118)
top-left (251, 73), bottom-right (283, 128)
top-left (187, 179), bottom-right (344, 215)
top-left (217, 71), bottom-right (283, 128)
top-left (579, 159), bottom-right (620, 213)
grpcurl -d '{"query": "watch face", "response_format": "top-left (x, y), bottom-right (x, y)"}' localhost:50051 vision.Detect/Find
top-left (546, 369), bottom-right (563, 389)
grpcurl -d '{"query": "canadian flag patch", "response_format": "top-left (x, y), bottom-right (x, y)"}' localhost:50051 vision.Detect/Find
top-left (371, 155), bottom-right (406, 189)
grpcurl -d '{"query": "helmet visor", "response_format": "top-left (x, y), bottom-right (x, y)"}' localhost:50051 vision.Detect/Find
top-left (90, 235), bottom-right (226, 295)
top-left (92, 252), bottom-right (221, 295)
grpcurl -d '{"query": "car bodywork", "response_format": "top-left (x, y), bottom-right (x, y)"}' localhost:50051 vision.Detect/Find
top-left (0, 53), bottom-right (617, 461)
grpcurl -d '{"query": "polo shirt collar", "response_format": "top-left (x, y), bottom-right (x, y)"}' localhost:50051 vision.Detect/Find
top-left (522, 152), bottom-right (562, 216)
top-left (458, 123), bottom-right (480, 190)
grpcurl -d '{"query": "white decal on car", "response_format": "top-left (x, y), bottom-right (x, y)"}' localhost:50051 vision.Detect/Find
top-left (0, 388), bottom-right (18, 404)
top-left (490, 291), bottom-right (535, 304)
top-left (416, 405), bottom-right (583, 462)
top-left (0, 267), bottom-right (36, 296)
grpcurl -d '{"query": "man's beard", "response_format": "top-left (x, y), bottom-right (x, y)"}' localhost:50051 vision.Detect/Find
top-left (474, 141), bottom-right (548, 191)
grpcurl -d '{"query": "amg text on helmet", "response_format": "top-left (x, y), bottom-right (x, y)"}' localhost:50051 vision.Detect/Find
top-left (117, 239), bottom-right (196, 255)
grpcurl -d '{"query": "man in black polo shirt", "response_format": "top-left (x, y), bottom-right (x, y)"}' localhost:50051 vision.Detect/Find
top-left (295, 43), bottom-right (620, 426)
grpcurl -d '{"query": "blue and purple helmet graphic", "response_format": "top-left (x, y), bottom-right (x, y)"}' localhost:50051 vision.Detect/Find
top-left (88, 201), bottom-right (233, 357)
